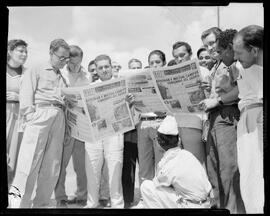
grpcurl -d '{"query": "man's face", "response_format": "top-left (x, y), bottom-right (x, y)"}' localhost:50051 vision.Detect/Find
top-left (215, 43), bottom-right (235, 67)
top-left (202, 33), bottom-right (219, 60)
top-left (68, 55), bottom-right (82, 73)
top-left (129, 61), bottom-right (142, 69)
top-left (50, 47), bottom-right (70, 69)
top-left (149, 54), bottom-right (164, 68)
top-left (198, 50), bottom-right (212, 68)
top-left (88, 63), bottom-right (99, 82)
top-left (96, 59), bottom-right (113, 81)
top-left (172, 45), bottom-right (191, 64)
top-left (233, 36), bottom-right (256, 69)
top-left (112, 62), bottom-right (121, 78)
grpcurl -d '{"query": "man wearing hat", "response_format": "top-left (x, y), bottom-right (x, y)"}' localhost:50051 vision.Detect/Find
top-left (137, 115), bottom-right (212, 208)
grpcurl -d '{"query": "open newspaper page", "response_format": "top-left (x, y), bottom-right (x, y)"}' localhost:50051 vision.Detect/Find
top-left (150, 59), bottom-right (206, 113)
top-left (61, 87), bottom-right (95, 143)
top-left (80, 78), bottom-right (135, 141)
top-left (118, 69), bottom-right (169, 113)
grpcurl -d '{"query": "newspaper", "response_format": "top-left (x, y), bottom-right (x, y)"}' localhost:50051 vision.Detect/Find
top-left (119, 59), bottom-right (206, 114)
top-left (61, 78), bottom-right (135, 142)
top-left (118, 69), bottom-right (169, 113)
top-left (150, 59), bottom-right (206, 113)
top-left (61, 87), bottom-right (94, 143)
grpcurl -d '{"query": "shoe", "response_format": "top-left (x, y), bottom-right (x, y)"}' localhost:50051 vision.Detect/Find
top-left (8, 186), bottom-right (22, 208)
top-left (67, 197), bottom-right (87, 206)
top-left (132, 200), bottom-right (144, 209)
top-left (56, 200), bottom-right (68, 208)
top-left (99, 198), bottom-right (110, 207)
top-left (124, 202), bottom-right (132, 209)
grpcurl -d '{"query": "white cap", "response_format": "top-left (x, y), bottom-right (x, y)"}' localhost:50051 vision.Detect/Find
top-left (158, 115), bottom-right (179, 135)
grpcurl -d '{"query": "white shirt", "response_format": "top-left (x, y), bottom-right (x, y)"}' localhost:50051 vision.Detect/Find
top-left (153, 147), bottom-right (212, 201)
top-left (61, 65), bottom-right (90, 87)
top-left (237, 63), bottom-right (263, 111)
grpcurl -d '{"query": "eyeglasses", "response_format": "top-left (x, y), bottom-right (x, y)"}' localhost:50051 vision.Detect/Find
top-left (53, 52), bottom-right (70, 61)
top-left (199, 56), bottom-right (211, 60)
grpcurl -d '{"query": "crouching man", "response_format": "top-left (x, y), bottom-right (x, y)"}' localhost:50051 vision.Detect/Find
top-left (139, 115), bottom-right (212, 208)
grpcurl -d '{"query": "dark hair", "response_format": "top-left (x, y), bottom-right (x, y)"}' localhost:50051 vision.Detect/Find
top-left (235, 25), bottom-right (263, 50)
top-left (148, 50), bottom-right (166, 66)
top-left (128, 58), bottom-right (142, 68)
top-left (7, 39), bottom-right (28, 61)
top-left (69, 45), bottom-right (83, 58)
top-left (94, 54), bottom-right (111, 66)
top-left (88, 60), bottom-right (95, 67)
top-left (201, 27), bottom-right (222, 41)
top-left (8, 39), bottom-right (28, 51)
top-left (157, 132), bottom-right (179, 148)
top-left (216, 29), bottom-right (238, 50)
top-left (167, 59), bottom-right (177, 66)
top-left (196, 47), bottom-right (208, 58)
top-left (49, 38), bottom-right (69, 52)
top-left (172, 41), bottom-right (192, 56)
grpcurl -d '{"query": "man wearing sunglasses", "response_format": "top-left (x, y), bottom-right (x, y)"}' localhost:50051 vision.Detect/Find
top-left (11, 39), bottom-right (70, 208)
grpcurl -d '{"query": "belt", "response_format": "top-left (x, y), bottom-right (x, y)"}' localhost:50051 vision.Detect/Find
top-left (177, 197), bottom-right (209, 205)
top-left (36, 103), bottom-right (64, 109)
top-left (6, 100), bottom-right (19, 103)
top-left (240, 103), bottom-right (263, 116)
top-left (140, 116), bottom-right (166, 121)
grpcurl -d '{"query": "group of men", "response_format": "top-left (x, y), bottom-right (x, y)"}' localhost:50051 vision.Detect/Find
top-left (7, 24), bottom-right (263, 213)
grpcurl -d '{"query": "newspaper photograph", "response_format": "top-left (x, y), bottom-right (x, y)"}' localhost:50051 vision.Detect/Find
top-left (118, 69), bottom-right (169, 113)
top-left (80, 78), bottom-right (135, 141)
top-left (150, 59), bottom-right (206, 113)
top-left (61, 87), bottom-right (95, 143)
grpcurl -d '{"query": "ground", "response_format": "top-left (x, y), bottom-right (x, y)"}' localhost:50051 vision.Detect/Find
top-left (49, 157), bottom-right (141, 208)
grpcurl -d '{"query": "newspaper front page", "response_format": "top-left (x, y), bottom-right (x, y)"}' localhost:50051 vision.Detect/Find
top-left (150, 59), bottom-right (206, 113)
top-left (62, 78), bottom-right (135, 142)
top-left (118, 69), bottom-right (169, 113)
top-left (119, 59), bottom-right (206, 114)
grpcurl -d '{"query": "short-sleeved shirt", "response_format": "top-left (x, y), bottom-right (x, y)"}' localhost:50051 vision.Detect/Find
top-left (153, 147), bottom-right (212, 201)
top-left (19, 61), bottom-right (67, 116)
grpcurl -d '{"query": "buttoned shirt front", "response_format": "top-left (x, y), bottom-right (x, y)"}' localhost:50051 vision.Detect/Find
top-left (153, 147), bottom-right (212, 201)
top-left (19, 61), bottom-right (67, 116)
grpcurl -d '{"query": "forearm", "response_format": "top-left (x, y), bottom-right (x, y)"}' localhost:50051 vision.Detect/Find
top-left (220, 85), bottom-right (239, 105)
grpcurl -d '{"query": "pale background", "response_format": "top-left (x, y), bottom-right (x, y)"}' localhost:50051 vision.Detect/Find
top-left (8, 3), bottom-right (263, 70)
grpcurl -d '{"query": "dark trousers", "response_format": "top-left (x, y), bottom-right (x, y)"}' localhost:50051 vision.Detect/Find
top-left (206, 105), bottom-right (245, 213)
top-left (122, 140), bottom-right (138, 204)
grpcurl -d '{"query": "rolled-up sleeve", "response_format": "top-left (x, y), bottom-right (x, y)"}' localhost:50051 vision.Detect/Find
top-left (19, 66), bottom-right (38, 116)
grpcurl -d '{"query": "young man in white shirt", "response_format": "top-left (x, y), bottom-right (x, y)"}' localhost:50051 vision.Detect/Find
top-left (84, 55), bottom-right (124, 208)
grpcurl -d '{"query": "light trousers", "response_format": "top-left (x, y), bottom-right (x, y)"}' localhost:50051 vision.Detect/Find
top-left (12, 107), bottom-right (65, 208)
top-left (140, 180), bottom-right (210, 208)
top-left (6, 103), bottom-right (23, 187)
top-left (137, 120), bottom-right (164, 186)
top-left (85, 135), bottom-right (124, 208)
top-left (237, 106), bottom-right (264, 213)
top-left (54, 137), bottom-right (87, 201)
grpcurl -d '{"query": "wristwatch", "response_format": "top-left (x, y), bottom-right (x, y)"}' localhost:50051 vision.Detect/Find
top-left (217, 96), bottom-right (224, 106)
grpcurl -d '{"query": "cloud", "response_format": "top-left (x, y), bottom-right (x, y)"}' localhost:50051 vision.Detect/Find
top-left (7, 4), bottom-right (263, 71)
top-left (220, 3), bottom-right (264, 30)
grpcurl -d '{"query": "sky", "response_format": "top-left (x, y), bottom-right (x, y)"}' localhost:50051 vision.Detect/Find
top-left (7, 3), bottom-right (263, 70)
